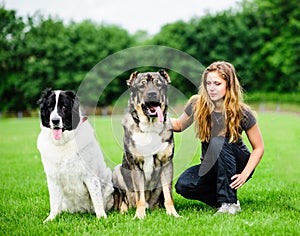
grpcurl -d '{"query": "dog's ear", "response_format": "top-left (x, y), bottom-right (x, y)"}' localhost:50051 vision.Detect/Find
top-left (65, 90), bottom-right (76, 100)
top-left (159, 69), bottom-right (171, 84)
top-left (37, 88), bottom-right (53, 106)
top-left (127, 71), bottom-right (140, 87)
top-left (65, 90), bottom-right (80, 111)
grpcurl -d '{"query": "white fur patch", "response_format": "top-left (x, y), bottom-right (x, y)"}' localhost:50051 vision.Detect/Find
top-left (143, 155), bottom-right (154, 183)
top-left (49, 90), bottom-right (63, 129)
top-left (131, 131), bottom-right (169, 185)
top-left (138, 120), bottom-right (164, 133)
top-left (132, 132), bottom-right (168, 156)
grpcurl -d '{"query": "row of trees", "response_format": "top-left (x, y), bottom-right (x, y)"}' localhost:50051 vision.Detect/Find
top-left (1, 0), bottom-right (299, 112)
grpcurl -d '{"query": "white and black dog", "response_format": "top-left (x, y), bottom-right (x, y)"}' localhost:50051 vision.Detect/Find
top-left (37, 89), bottom-right (114, 222)
top-left (112, 70), bottom-right (179, 219)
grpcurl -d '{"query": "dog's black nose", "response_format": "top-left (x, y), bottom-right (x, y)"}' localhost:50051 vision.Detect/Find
top-left (51, 118), bottom-right (60, 125)
top-left (147, 91), bottom-right (157, 100)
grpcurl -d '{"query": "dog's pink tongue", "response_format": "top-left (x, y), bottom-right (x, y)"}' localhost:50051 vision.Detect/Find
top-left (52, 129), bottom-right (62, 140)
top-left (154, 106), bottom-right (164, 123)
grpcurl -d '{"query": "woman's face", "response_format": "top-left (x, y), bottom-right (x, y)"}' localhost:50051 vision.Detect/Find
top-left (205, 71), bottom-right (227, 102)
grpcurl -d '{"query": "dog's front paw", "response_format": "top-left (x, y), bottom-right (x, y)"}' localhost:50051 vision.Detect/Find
top-left (166, 207), bottom-right (181, 218)
top-left (165, 201), bottom-right (181, 218)
top-left (134, 206), bottom-right (146, 219)
top-left (96, 210), bottom-right (107, 219)
top-left (43, 213), bottom-right (57, 223)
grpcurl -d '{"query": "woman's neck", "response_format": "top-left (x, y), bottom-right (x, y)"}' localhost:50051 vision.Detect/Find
top-left (213, 99), bottom-right (224, 112)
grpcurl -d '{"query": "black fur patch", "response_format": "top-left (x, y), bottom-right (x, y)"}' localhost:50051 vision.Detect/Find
top-left (37, 89), bottom-right (80, 131)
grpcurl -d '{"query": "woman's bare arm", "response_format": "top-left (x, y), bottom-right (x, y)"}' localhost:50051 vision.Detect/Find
top-left (230, 123), bottom-right (264, 189)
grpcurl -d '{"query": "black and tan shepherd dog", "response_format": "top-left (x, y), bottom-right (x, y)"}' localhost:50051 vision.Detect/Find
top-left (112, 70), bottom-right (179, 219)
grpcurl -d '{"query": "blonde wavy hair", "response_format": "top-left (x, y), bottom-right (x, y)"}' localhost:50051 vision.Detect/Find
top-left (194, 61), bottom-right (249, 143)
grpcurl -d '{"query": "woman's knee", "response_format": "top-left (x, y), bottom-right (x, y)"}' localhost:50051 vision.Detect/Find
top-left (175, 165), bottom-right (201, 195)
top-left (175, 179), bottom-right (184, 194)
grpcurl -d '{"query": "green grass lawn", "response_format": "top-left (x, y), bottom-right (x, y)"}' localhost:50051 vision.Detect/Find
top-left (0, 112), bottom-right (299, 235)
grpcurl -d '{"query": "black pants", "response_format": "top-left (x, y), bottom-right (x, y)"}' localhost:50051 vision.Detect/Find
top-left (175, 136), bottom-right (252, 207)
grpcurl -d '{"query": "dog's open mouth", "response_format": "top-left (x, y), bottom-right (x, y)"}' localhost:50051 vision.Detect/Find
top-left (143, 102), bottom-right (164, 122)
top-left (52, 127), bottom-right (63, 140)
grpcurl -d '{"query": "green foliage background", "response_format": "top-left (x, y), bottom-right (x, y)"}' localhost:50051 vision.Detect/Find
top-left (0, 0), bottom-right (299, 112)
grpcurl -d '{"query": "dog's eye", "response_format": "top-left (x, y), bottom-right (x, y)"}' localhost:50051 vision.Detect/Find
top-left (138, 80), bottom-right (147, 90)
top-left (46, 102), bottom-right (54, 110)
top-left (153, 79), bottom-right (162, 88)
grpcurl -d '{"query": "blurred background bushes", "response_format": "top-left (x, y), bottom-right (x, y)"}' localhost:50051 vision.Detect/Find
top-left (0, 0), bottom-right (299, 114)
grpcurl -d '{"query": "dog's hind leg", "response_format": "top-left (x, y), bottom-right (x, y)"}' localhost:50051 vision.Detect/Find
top-left (113, 187), bottom-right (122, 210)
top-left (113, 187), bottom-right (129, 214)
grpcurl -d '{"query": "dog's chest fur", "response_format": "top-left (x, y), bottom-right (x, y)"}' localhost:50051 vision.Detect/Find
top-left (39, 137), bottom-right (83, 179)
top-left (38, 127), bottom-right (94, 211)
top-left (123, 114), bottom-right (173, 183)
top-left (132, 130), bottom-right (168, 156)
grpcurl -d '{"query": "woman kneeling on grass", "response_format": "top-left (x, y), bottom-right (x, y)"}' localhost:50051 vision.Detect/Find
top-left (172, 61), bottom-right (264, 214)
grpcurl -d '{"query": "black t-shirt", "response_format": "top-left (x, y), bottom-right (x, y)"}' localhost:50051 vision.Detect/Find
top-left (211, 108), bottom-right (257, 137)
top-left (184, 98), bottom-right (257, 136)
top-left (184, 98), bottom-right (257, 161)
